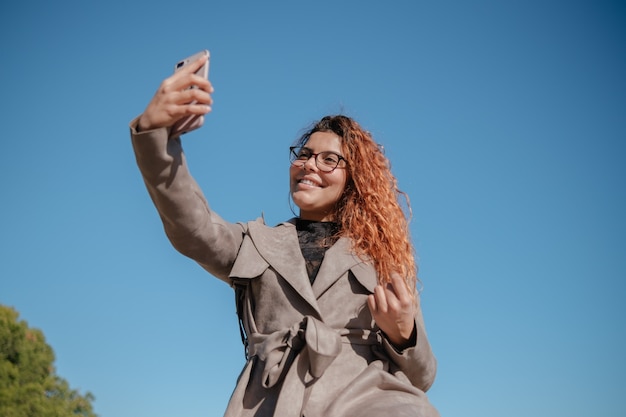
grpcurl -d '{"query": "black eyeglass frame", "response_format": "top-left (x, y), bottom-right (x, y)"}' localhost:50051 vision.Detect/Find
top-left (289, 146), bottom-right (348, 173)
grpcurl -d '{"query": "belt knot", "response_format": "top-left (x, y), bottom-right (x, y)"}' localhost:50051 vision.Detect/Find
top-left (248, 315), bottom-right (342, 388)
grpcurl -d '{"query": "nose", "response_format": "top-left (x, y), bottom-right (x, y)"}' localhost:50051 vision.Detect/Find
top-left (302, 154), bottom-right (318, 171)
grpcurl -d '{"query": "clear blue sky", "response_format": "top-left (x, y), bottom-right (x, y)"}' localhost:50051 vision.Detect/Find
top-left (1, 1), bottom-right (624, 416)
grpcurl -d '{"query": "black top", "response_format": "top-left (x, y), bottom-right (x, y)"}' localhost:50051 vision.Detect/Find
top-left (296, 219), bottom-right (340, 283)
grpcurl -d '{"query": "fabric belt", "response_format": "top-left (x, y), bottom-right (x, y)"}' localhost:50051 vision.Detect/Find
top-left (248, 315), bottom-right (380, 416)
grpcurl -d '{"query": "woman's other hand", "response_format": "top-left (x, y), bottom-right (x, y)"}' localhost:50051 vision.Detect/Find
top-left (367, 273), bottom-right (417, 350)
top-left (137, 55), bottom-right (213, 132)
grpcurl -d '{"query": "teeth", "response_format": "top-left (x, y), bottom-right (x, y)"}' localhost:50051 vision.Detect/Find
top-left (300, 179), bottom-right (318, 187)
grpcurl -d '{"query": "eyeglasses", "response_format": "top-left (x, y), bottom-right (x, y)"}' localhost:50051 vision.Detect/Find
top-left (289, 146), bottom-right (347, 173)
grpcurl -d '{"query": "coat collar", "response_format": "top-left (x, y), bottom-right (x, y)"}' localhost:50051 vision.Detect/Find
top-left (247, 219), bottom-right (319, 313)
top-left (246, 219), bottom-right (378, 313)
top-left (311, 237), bottom-right (377, 297)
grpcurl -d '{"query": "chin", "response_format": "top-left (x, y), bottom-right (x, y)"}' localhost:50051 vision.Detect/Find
top-left (291, 193), bottom-right (309, 209)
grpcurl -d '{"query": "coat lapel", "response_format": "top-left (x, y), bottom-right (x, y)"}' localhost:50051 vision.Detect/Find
top-left (247, 220), bottom-right (321, 316)
top-left (242, 220), bottom-right (379, 316)
top-left (312, 238), bottom-right (378, 298)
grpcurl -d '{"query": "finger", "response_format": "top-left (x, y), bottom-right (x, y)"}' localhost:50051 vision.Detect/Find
top-left (170, 100), bottom-right (212, 118)
top-left (176, 54), bottom-right (208, 76)
top-left (186, 103), bottom-right (212, 115)
top-left (168, 58), bottom-right (211, 92)
top-left (175, 88), bottom-right (213, 106)
top-left (165, 105), bottom-right (207, 122)
top-left (383, 283), bottom-right (401, 312)
top-left (367, 294), bottom-right (377, 314)
top-left (373, 285), bottom-right (388, 313)
top-left (191, 74), bottom-right (213, 91)
top-left (389, 274), bottom-right (412, 302)
top-left (165, 74), bottom-right (209, 96)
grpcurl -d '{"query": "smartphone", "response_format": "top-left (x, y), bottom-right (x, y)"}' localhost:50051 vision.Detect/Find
top-left (170, 50), bottom-right (210, 138)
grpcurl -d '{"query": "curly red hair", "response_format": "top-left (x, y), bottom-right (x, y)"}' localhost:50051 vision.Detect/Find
top-left (293, 115), bottom-right (417, 291)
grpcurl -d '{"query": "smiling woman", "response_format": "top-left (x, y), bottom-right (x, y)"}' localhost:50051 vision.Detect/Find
top-left (129, 54), bottom-right (439, 417)
top-left (290, 131), bottom-right (348, 221)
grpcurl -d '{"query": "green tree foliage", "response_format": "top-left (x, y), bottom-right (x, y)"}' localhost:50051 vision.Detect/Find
top-left (0, 305), bottom-right (97, 417)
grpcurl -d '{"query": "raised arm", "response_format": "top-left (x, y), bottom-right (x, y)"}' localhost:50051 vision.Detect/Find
top-left (130, 56), bottom-right (244, 282)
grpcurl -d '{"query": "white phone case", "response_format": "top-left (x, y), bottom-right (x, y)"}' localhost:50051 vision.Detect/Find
top-left (170, 50), bottom-right (210, 138)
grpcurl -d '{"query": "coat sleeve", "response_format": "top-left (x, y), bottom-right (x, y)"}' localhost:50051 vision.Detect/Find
top-left (129, 117), bottom-right (245, 283)
top-left (381, 293), bottom-right (437, 392)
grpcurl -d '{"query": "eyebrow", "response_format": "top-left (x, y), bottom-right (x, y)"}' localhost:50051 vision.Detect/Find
top-left (301, 146), bottom-right (344, 157)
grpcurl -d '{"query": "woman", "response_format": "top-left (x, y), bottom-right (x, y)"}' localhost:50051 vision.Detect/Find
top-left (130, 55), bottom-right (439, 417)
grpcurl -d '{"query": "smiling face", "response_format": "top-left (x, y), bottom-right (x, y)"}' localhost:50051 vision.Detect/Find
top-left (290, 131), bottom-right (348, 221)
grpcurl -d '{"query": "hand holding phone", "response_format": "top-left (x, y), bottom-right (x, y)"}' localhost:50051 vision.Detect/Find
top-left (170, 50), bottom-right (210, 137)
top-left (136, 50), bottom-right (211, 135)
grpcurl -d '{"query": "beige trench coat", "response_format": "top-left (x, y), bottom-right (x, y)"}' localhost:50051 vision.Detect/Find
top-left (130, 120), bottom-right (439, 417)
